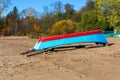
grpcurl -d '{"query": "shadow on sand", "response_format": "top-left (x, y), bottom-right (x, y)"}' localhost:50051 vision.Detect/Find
top-left (21, 43), bottom-right (114, 57)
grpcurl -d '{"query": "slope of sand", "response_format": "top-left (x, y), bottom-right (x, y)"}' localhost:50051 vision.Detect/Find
top-left (0, 36), bottom-right (120, 80)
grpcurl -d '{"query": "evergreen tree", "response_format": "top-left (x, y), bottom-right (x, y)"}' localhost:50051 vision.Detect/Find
top-left (5, 6), bottom-right (19, 35)
top-left (63, 3), bottom-right (75, 19)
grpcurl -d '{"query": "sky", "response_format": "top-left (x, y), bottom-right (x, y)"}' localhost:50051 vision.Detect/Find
top-left (4, 0), bottom-right (87, 16)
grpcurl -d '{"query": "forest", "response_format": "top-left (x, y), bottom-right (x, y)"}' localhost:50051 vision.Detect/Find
top-left (0, 0), bottom-right (120, 38)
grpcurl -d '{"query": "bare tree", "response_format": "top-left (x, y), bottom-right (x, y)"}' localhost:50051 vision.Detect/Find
top-left (53, 1), bottom-right (63, 13)
top-left (21, 7), bottom-right (36, 18)
top-left (0, 0), bottom-right (11, 18)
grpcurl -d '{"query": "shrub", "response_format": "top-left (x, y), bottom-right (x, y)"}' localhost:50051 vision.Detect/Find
top-left (50, 19), bottom-right (77, 35)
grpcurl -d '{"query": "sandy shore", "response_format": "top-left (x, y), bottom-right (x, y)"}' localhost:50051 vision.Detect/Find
top-left (0, 36), bottom-right (120, 80)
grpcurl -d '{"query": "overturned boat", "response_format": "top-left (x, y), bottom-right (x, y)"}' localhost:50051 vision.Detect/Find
top-left (33, 30), bottom-right (108, 51)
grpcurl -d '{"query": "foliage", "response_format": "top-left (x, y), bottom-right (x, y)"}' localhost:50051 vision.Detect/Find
top-left (77, 10), bottom-right (98, 31)
top-left (77, 10), bottom-right (110, 31)
top-left (0, 18), bottom-right (6, 35)
top-left (95, 0), bottom-right (120, 27)
top-left (41, 15), bottom-right (55, 35)
top-left (50, 19), bottom-right (76, 35)
top-left (4, 6), bottom-right (20, 36)
top-left (0, 0), bottom-right (120, 37)
top-left (54, 12), bottom-right (63, 21)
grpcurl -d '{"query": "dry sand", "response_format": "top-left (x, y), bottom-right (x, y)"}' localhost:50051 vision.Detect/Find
top-left (0, 36), bottom-right (120, 80)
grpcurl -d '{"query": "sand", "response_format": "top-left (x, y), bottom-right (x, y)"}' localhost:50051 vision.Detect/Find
top-left (0, 36), bottom-right (120, 80)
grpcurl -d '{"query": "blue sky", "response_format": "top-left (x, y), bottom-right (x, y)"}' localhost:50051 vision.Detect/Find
top-left (4, 0), bottom-right (87, 15)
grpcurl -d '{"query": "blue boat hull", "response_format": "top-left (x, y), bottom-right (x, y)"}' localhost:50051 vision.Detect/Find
top-left (33, 33), bottom-right (108, 50)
